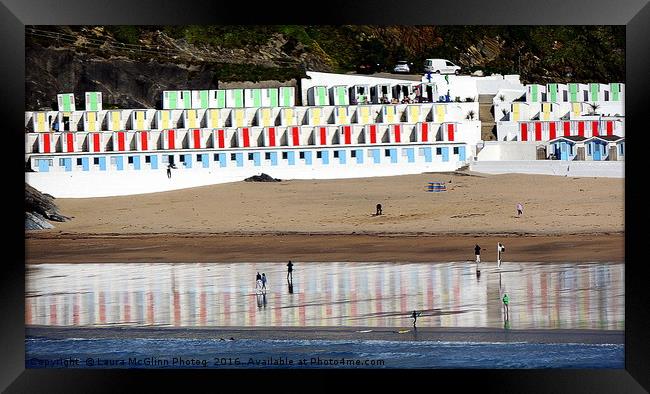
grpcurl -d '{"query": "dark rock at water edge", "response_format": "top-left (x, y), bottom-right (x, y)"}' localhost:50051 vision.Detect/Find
top-left (25, 183), bottom-right (70, 229)
top-left (26, 212), bottom-right (54, 230)
top-left (244, 173), bottom-right (281, 182)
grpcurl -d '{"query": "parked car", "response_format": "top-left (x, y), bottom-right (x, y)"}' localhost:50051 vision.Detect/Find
top-left (392, 60), bottom-right (411, 74)
top-left (356, 62), bottom-right (382, 74)
top-left (424, 58), bottom-right (461, 75)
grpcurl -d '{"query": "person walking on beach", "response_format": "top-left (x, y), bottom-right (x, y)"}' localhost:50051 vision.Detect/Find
top-left (261, 273), bottom-right (267, 290)
top-left (376, 203), bottom-right (383, 216)
top-left (502, 293), bottom-right (510, 315)
top-left (287, 261), bottom-right (294, 282)
top-left (256, 272), bottom-right (262, 290)
top-left (167, 163), bottom-right (172, 179)
top-left (516, 202), bottom-right (524, 218)
top-left (411, 310), bottom-right (421, 328)
top-left (474, 244), bottom-right (482, 264)
top-left (497, 242), bottom-right (505, 268)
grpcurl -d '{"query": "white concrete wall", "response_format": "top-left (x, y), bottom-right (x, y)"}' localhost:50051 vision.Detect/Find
top-left (26, 149), bottom-right (467, 198)
top-left (470, 160), bottom-right (624, 178)
top-left (476, 75), bottom-right (524, 95)
top-left (476, 141), bottom-right (538, 161)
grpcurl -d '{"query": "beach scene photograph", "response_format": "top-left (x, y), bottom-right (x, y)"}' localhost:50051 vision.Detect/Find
top-left (24, 25), bottom-right (625, 369)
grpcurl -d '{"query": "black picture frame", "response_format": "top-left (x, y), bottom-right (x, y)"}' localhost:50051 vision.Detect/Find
top-left (3, 0), bottom-right (648, 391)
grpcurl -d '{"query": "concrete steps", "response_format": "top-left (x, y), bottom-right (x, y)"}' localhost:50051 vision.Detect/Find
top-left (478, 94), bottom-right (497, 141)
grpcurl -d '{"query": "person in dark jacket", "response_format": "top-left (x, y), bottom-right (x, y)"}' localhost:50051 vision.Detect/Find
top-left (474, 244), bottom-right (482, 264)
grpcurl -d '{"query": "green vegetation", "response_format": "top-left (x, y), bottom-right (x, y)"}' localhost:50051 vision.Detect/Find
top-left (26, 25), bottom-right (625, 84)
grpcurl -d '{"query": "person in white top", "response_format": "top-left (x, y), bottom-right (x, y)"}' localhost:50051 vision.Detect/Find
top-left (516, 202), bottom-right (524, 218)
top-left (497, 243), bottom-right (505, 268)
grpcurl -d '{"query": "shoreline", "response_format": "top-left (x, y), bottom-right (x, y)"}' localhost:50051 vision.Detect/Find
top-left (25, 325), bottom-right (624, 344)
top-left (26, 232), bottom-right (625, 264)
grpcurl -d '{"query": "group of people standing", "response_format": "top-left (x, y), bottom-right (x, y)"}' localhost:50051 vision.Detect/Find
top-left (255, 261), bottom-right (295, 291)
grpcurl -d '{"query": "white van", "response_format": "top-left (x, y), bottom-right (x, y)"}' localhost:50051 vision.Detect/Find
top-left (424, 59), bottom-right (461, 75)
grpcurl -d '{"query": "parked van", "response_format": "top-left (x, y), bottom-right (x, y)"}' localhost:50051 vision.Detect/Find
top-left (424, 59), bottom-right (461, 75)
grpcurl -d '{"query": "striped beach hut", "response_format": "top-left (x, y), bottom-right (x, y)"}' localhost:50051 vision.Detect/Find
top-left (364, 124), bottom-right (382, 144)
top-left (183, 109), bottom-right (201, 129)
top-left (392, 83), bottom-right (413, 102)
top-left (307, 86), bottom-right (329, 106)
top-left (609, 83), bottom-right (624, 102)
top-left (546, 84), bottom-right (568, 103)
top-left (306, 107), bottom-right (325, 126)
top-left (135, 131), bottom-right (150, 151)
top-left (417, 122), bottom-right (437, 143)
top-left (156, 110), bottom-right (174, 130)
top-left (162, 129), bottom-right (179, 150)
top-left (212, 129), bottom-right (230, 149)
top-left (442, 123), bottom-right (457, 142)
top-left (355, 106), bottom-right (373, 125)
top-left (191, 90), bottom-right (210, 109)
top-left (107, 110), bottom-right (123, 131)
top-left (279, 107), bottom-right (298, 126)
top-left (88, 132), bottom-right (105, 153)
top-left (567, 83), bottom-right (589, 102)
top-left (61, 132), bottom-right (76, 153)
top-left (511, 102), bottom-right (529, 122)
top-left (526, 84), bottom-right (546, 102)
top-left (130, 110), bottom-right (148, 131)
top-left (262, 127), bottom-right (279, 147)
top-left (57, 93), bottom-right (76, 112)
top-left (329, 86), bottom-right (349, 106)
top-left (255, 107), bottom-right (275, 127)
top-left (112, 131), bottom-right (130, 152)
top-left (416, 82), bottom-right (437, 102)
top-left (208, 90), bottom-right (227, 108)
top-left (388, 124), bottom-right (405, 143)
top-left (32, 111), bottom-right (52, 132)
top-left (163, 90), bottom-right (192, 110)
top-left (236, 127), bottom-right (254, 148)
top-left (205, 108), bottom-right (223, 129)
top-left (244, 88), bottom-right (264, 108)
top-left (433, 104), bottom-right (447, 123)
top-left (314, 126), bottom-right (333, 146)
top-left (370, 84), bottom-right (393, 104)
top-left (226, 89), bottom-right (245, 108)
top-left (83, 111), bottom-right (100, 132)
top-left (230, 108), bottom-right (248, 128)
top-left (85, 92), bottom-right (102, 111)
top-left (381, 105), bottom-right (398, 123)
top-left (278, 87), bottom-right (295, 107)
top-left (37, 133), bottom-right (56, 153)
top-left (333, 106), bottom-right (349, 125)
top-left (350, 85), bottom-right (370, 105)
top-left (287, 126), bottom-right (303, 146)
top-left (189, 129), bottom-right (207, 149)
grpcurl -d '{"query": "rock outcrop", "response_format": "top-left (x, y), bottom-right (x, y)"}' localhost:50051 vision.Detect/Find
top-left (25, 183), bottom-right (70, 230)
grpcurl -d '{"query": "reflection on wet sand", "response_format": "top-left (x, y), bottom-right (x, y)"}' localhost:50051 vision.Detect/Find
top-left (26, 262), bottom-right (624, 329)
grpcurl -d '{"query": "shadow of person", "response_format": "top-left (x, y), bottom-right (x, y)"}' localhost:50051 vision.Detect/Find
top-left (256, 293), bottom-right (263, 309)
top-left (262, 293), bottom-right (267, 308)
top-left (287, 280), bottom-right (294, 294)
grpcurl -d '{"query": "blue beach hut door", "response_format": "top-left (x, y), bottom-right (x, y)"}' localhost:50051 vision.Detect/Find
top-left (593, 142), bottom-right (602, 161)
top-left (560, 142), bottom-right (569, 160)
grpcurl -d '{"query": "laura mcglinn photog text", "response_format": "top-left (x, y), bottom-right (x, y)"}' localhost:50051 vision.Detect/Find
top-left (27, 356), bottom-right (386, 368)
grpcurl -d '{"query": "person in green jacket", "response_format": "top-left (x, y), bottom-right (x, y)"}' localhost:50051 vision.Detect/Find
top-left (502, 293), bottom-right (510, 315)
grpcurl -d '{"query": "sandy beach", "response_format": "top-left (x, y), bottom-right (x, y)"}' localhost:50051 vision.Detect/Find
top-left (26, 172), bottom-right (624, 263)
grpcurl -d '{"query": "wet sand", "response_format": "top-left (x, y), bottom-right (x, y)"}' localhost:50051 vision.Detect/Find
top-left (26, 232), bottom-right (624, 263)
top-left (25, 326), bottom-right (624, 344)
